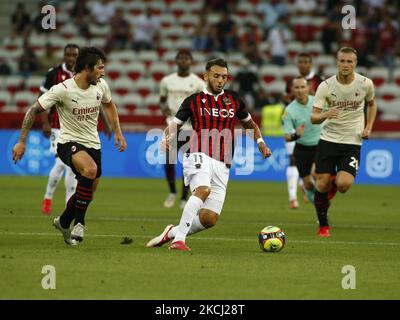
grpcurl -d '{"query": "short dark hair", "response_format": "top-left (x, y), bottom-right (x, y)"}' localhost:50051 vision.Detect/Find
top-left (205, 58), bottom-right (228, 71)
top-left (292, 76), bottom-right (309, 85)
top-left (64, 43), bottom-right (80, 53)
top-left (175, 49), bottom-right (192, 59)
top-left (297, 52), bottom-right (312, 62)
top-left (75, 47), bottom-right (106, 73)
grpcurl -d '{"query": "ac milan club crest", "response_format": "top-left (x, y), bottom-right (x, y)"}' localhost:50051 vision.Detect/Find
top-left (96, 92), bottom-right (101, 101)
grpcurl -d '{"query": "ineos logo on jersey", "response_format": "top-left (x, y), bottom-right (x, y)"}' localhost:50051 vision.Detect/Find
top-left (200, 108), bottom-right (234, 118)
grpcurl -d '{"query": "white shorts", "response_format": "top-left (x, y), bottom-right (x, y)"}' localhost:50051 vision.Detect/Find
top-left (49, 128), bottom-right (60, 155)
top-left (285, 140), bottom-right (295, 156)
top-left (183, 152), bottom-right (230, 215)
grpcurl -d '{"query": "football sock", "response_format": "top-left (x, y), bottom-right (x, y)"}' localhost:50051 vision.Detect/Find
top-left (188, 213), bottom-right (206, 235)
top-left (64, 167), bottom-right (77, 203)
top-left (181, 179), bottom-right (190, 201)
top-left (314, 190), bottom-right (329, 226)
top-left (286, 166), bottom-right (299, 201)
top-left (165, 164), bottom-right (176, 194)
top-left (174, 195), bottom-right (203, 243)
top-left (44, 157), bottom-right (65, 199)
top-left (73, 177), bottom-right (94, 226)
top-left (306, 186), bottom-right (316, 204)
top-left (59, 194), bottom-right (76, 229)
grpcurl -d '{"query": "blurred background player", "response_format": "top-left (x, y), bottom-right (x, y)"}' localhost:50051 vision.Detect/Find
top-left (147, 58), bottom-right (271, 251)
top-left (311, 47), bottom-right (377, 237)
top-left (40, 44), bottom-right (112, 214)
top-left (159, 49), bottom-right (205, 209)
top-left (282, 53), bottom-right (324, 209)
top-left (40, 44), bottom-right (79, 214)
top-left (282, 77), bottom-right (322, 205)
top-left (13, 47), bottom-right (127, 245)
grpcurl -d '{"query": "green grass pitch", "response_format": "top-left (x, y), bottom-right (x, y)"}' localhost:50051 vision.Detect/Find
top-left (0, 176), bottom-right (399, 299)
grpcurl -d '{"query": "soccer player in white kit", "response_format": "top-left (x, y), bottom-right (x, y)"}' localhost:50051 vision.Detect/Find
top-left (159, 49), bottom-right (205, 209)
top-left (12, 47), bottom-right (127, 245)
top-left (311, 47), bottom-right (377, 237)
top-left (146, 58), bottom-right (272, 251)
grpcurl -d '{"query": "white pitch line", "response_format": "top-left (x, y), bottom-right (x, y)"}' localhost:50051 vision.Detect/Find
top-left (1, 231), bottom-right (400, 246)
top-left (1, 214), bottom-right (400, 231)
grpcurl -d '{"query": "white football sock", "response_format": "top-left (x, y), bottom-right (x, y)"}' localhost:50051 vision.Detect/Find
top-left (64, 167), bottom-right (77, 203)
top-left (286, 165), bottom-right (299, 201)
top-left (44, 157), bottom-right (65, 199)
top-left (168, 214), bottom-right (205, 238)
top-left (173, 195), bottom-right (203, 243)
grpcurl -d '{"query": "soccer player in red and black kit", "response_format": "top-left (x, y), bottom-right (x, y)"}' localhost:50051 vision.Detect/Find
top-left (146, 58), bottom-right (272, 251)
top-left (282, 53), bottom-right (324, 209)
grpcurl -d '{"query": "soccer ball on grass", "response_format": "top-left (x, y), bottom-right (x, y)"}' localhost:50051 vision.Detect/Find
top-left (258, 226), bottom-right (285, 252)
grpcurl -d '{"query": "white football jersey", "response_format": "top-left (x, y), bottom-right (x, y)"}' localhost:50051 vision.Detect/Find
top-left (160, 72), bottom-right (205, 129)
top-left (313, 73), bottom-right (375, 145)
top-left (38, 77), bottom-right (112, 149)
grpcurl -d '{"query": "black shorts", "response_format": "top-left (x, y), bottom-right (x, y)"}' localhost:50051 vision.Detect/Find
top-left (315, 139), bottom-right (361, 177)
top-left (293, 143), bottom-right (317, 178)
top-left (57, 142), bottom-right (102, 179)
top-left (166, 129), bottom-right (191, 165)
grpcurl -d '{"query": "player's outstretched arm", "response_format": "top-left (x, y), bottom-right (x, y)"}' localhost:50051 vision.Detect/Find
top-left (102, 101), bottom-right (127, 152)
top-left (12, 102), bottom-right (44, 163)
top-left (99, 106), bottom-right (113, 140)
top-left (241, 118), bottom-right (272, 159)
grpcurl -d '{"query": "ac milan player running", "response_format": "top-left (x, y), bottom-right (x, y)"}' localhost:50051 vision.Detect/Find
top-left (311, 47), bottom-right (377, 237)
top-left (13, 47), bottom-right (127, 245)
top-left (146, 58), bottom-right (272, 251)
top-left (40, 44), bottom-right (112, 215)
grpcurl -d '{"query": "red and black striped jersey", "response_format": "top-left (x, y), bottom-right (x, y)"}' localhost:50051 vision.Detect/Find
top-left (39, 63), bottom-right (74, 129)
top-left (174, 88), bottom-right (251, 164)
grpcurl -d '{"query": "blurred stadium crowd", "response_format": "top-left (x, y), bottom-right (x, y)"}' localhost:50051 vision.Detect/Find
top-left (0, 0), bottom-right (400, 129)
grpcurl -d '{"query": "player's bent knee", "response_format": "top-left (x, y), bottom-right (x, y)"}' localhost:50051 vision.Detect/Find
top-left (337, 182), bottom-right (351, 193)
top-left (193, 186), bottom-right (211, 201)
top-left (81, 165), bottom-right (97, 179)
top-left (200, 211), bottom-right (219, 229)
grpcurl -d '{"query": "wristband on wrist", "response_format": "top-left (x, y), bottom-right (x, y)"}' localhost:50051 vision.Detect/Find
top-left (290, 133), bottom-right (300, 141)
top-left (257, 138), bottom-right (265, 144)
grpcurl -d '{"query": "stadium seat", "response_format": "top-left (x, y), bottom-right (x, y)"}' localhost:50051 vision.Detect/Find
top-left (125, 62), bottom-right (147, 81)
top-left (2, 37), bottom-right (23, 51)
top-left (159, 13), bottom-right (176, 28)
top-left (236, 1), bottom-right (253, 17)
top-left (149, 62), bottom-right (171, 81)
top-left (143, 93), bottom-right (160, 112)
top-left (126, 1), bottom-right (146, 15)
top-left (5, 76), bottom-right (24, 94)
top-left (111, 77), bottom-right (135, 96)
top-left (148, 1), bottom-right (167, 15)
top-left (314, 55), bottom-right (336, 69)
top-left (369, 67), bottom-right (390, 87)
top-left (174, 38), bottom-right (192, 50)
top-left (137, 50), bottom-right (159, 65)
top-left (121, 93), bottom-right (143, 112)
top-left (136, 78), bottom-right (157, 97)
top-left (106, 62), bottom-right (126, 80)
top-left (378, 100), bottom-right (400, 120)
top-left (393, 69), bottom-right (400, 86)
top-left (169, 1), bottom-right (188, 18)
top-left (59, 24), bottom-right (78, 39)
top-left (89, 24), bottom-right (110, 38)
top-left (178, 13), bottom-right (197, 28)
top-left (378, 84), bottom-right (399, 101)
top-left (108, 50), bottom-right (137, 64)
top-left (281, 65), bottom-right (299, 82)
top-left (286, 41), bottom-right (304, 60)
top-left (260, 65), bottom-right (282, 84)
top-left (162, 25), bottom-right (185, 41)
top-left (264, 80), bottom-right (286, 96)
top-left (304, 42), bottom-right (324, 57)
top-left (0, 91), bottom-right (11, 109)
top-left (14, 91), bottom-right (34, 110)
top-left (26, 76), bottom-right (43, 94)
